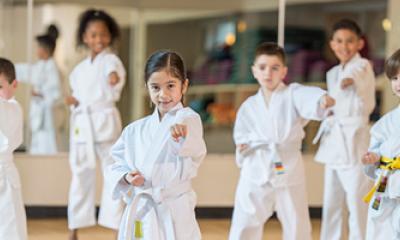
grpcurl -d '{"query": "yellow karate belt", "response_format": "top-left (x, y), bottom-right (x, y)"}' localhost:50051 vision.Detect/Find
top-left (363, 156), bottom-right (400, 203)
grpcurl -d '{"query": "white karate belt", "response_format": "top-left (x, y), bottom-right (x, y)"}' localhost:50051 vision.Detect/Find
top-left (313, 116), bottom-right (367, 143)
top-left (120, 181), bottom-right (192, 240)
top-left (238, 141), bottom-right (299, 174)
top-left (312, 116), bottom-right (367, 158)
top-left (70, 101), bottom-right (115, 172)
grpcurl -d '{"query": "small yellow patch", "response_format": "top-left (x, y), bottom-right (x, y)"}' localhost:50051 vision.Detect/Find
top-left (134, 220), bottom-right (143, 238)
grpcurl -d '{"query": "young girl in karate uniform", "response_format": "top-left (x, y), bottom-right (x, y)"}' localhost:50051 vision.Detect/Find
top-left (362, 48), bottom-right (400, 240)
top-left (65, 9), bottom-right (126, 240)
top-left (16, 24), bottom-right (62, 154)
top-left (108, 50), bottom-right (207, 240)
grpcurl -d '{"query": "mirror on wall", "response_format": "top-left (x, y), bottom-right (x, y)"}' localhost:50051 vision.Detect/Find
top-left (1, 2), bottom-right (136, 155)
top-left (1, 0), bottom-right (388, 156)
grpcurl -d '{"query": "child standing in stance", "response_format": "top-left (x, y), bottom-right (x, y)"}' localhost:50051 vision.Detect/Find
top-left (362, 48), bottom-right (400, 240)
top-left (314, 19), bottom-right (375, 240)
top-left (66, 9), bottom-right (126, 240)
top-left (108, 50), bottom-right (207, 240)
top-left (229, 42), bottom-right (335, 240)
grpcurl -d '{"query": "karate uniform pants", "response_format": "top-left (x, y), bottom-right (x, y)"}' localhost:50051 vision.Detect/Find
top-left (320, 165), bottom-right (370, 240)
top-left (68, 141), bottom-right (124, 230)
top-left (229, 177), bottom-right (312, 240)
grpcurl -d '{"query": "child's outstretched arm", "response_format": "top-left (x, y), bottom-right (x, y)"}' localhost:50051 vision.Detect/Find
top-left (171, 123), bottom-right (187, 142)
top-left (104, 55), bottom-right (126, 102)
top-left (292, 84), bottom-right (334, 120)
top-left (341, 78), bottom-right (354, 89)
top-left (341, 60), bottom-right (376, 113)
top-left (172, 113), bottom-right (206, 159)
top-left (341, 60), bottom-right (372, 89)
top-left (170, 110), bottom-right (207, 181)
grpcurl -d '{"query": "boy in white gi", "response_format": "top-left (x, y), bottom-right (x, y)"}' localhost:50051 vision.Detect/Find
top-left (65, 9), bottom-right (125, 240)
top-left (108, 50), bottom-right (207, 240)
top-left (313, 19), bottom-right (375, 240)
top-left (0, 58), bottom-right (28, 240)
top-left (362, 48), bottom-right (400, 240)
top-left (16, 24), bottom-right (61, 154)
top-left (229, 42), bottom-right (335, 240)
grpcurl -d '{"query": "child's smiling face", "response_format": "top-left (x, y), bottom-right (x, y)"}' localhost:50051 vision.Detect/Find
top-left (147, 70), bottom-right (188, 118)
top-left (83, 20), bottom-right (111, 56)
top-left (330, 29), bottom-right (364, 65)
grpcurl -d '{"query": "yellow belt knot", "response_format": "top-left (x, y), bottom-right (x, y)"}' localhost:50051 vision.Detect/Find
top-left (380, 156), bottom-right (400, 170)
top-left (363, 156), bottom-right (400, 203)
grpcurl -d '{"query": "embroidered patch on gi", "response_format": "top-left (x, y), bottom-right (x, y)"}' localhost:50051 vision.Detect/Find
top-left (134, 220), bottom-right (143, 238)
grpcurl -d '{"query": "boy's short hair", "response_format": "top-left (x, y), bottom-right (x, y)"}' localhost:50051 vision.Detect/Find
top-left (385, 49), bottom-right (400, 79)
top-left (254, 42), bottom-right (286, 65)
top-left (0, 58), bottom-right (16, 83)
top-left (331, 19), bottom-right (362, 38)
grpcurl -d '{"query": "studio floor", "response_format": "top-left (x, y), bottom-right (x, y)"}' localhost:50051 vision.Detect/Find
top-left (28, 218), bottom-right (322, 240)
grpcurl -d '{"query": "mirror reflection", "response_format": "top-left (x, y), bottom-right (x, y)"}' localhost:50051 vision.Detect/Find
top-left (15, 24), bottom-right (62, 154)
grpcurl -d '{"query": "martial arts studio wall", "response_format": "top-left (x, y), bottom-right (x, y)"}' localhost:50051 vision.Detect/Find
top-left (15, 152), bottom-right (325, 217)
top-left (3, 0), bottom-right (399, 220)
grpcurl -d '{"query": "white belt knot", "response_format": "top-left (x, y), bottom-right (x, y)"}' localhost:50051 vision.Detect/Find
top-left (120, 181), bottom-right (191, 240)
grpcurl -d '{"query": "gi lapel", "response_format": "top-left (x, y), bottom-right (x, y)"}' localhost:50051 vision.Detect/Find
top-left (141, 104), bottom-right (182, 180)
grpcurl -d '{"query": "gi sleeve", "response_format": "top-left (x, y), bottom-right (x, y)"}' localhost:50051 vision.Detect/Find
top-left (108, 127), bottom-right (133, 199)
top-left (104, 54), bottom-right (126, 102)
top-left (364, 117), bottom-right (388, 179)
top-left (233, 101), bottom-right (252, 145)
top-left (342, 59), bottom-right (376, 115)
top-left (292, 83), bottom-right (327, 121)
top-left (0, 98), bottom-right (23, 152)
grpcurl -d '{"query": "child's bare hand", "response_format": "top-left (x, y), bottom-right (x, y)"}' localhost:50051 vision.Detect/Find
top-left (65, 96), bottom-right (79, 107)
top-left (237, 144), bottom-right (249, 153)
top-left (341, 78), bottom-right (354, 89)
top-left (31, 89), bottom-right (43, 98)
top-left (171, 124), bottom-right (187, 141)
top-left (362, 152), bottom-right (380, 165)
top-left (320, 94), bottom-right (335, 109)
top-left (124, 171), bottom-right (145, 186)
top-left (109, 72), bottom-right (119, 86)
